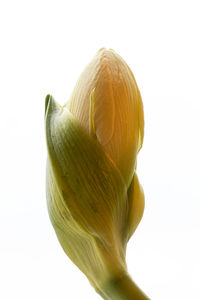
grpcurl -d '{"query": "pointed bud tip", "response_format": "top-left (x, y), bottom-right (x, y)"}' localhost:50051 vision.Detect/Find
top-left (45, 94), bottom-right (51, 117)
top-left (45, 94), bottom-right (62, 119)
top-left (97, 47), bottom-right (116, 55)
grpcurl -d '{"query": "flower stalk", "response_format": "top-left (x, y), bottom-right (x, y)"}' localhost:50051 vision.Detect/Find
top-left (99, 273), bottom-right (149, 300)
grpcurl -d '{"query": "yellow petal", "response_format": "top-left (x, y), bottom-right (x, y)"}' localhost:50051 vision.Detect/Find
top-left (124, 172), bottom-right (145, 242)
top-left (67, 48), bottom-right (144, 187)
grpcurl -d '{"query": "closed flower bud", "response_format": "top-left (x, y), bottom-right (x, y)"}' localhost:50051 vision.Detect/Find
top-left (45, 49), bottom-right (148, 299)
top-left (67, 48), bottom-right (144, 188)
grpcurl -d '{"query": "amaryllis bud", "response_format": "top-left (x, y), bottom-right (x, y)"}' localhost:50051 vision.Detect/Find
top-left (45, 49), bottom-right (149, 299)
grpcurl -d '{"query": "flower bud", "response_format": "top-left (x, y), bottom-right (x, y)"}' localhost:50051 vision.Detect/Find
top-left (45, 49), bottom-right (147, 299)
top-left (67, 48), bottom-right (144, 188)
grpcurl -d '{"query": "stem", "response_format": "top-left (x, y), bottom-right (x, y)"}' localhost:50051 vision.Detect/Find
top-left (98, 273), bottom-right (150, 300)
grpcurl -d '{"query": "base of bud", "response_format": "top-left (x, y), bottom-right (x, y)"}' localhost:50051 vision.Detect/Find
top-left (96, 272), bottom-right (150, 300)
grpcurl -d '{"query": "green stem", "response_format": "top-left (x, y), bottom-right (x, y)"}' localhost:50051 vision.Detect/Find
top-left (98, 273), bottom-right (150, 300)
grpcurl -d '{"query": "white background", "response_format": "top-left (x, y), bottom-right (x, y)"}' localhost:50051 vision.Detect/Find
top-left (0, 0), bottom-right (200, 299)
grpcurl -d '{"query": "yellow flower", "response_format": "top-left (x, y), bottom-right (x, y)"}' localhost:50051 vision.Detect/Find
top-left (45, 49), bottom-right (148, 299)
